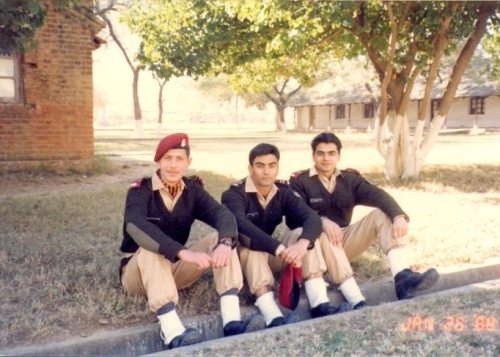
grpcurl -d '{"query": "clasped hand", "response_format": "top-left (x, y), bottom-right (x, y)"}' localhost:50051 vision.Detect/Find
top-left (278, 239), bottom-right (309, 268)
top-left (177, 244), bottom-right (232, 270)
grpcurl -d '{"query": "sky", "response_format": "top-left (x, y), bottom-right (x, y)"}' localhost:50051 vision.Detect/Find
top-left (91, 16), bottom-right (277, 127)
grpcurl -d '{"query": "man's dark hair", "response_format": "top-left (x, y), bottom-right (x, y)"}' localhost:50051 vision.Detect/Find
top-left (249, 143), bottom-right (280, 165)
top-left (311, 132), bottom-right (342, 153)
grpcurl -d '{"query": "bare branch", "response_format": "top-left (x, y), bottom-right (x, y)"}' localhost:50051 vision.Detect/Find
top-left (100, 13), bottom-right (135, 71)
top-left (417, 4), bottom-right (456, 122)
top-left (420, 2), bottom-right (496, 155)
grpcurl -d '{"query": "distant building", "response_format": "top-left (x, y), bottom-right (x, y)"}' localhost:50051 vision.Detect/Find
top-left (0, 0), bottom-right (105, 172)
top-left (288, 76), bottom-right (500, 131)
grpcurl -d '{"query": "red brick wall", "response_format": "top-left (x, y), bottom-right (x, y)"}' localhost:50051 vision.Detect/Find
top-left (0, 0), bottom-right (98, 172)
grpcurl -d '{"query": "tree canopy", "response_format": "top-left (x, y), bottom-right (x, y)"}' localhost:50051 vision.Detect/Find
top-left (126, 1), bottom-right (500, 178)
top-left (0, 0), bottom-right (46, 53)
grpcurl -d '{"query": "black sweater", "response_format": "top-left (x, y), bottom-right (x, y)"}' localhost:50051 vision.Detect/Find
top-left (289, 169), bottom-right (407, 227)
top-left (120, 175), bottom-right (237, 262)
top-left (221, 178), bottom-right (322, 255)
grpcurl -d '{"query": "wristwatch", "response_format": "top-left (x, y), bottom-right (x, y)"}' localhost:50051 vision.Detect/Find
top-left (219, 238), bottom-right (233, 247)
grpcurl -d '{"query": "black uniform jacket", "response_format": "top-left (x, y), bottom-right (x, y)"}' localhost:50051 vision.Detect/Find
top-left (289, 169), bottom-right (407, 228)
top-left (120, 174), bottom-right (237, 263)
top-left (221, 178), bottom-right (322, 256)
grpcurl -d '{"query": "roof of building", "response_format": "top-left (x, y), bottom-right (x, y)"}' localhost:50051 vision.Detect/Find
top-left (287, 73), bottom-right (499, 107)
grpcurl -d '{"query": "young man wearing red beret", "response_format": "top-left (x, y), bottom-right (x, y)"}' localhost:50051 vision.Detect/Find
top-left (221, 143), bottom-right (350, 328)
top-left (289, 132), bottom-right (439, 308)
top-left (119, 133), bottom-right (265, 349)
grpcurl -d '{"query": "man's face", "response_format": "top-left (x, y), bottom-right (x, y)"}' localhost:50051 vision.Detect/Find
top-left (313, 142), bottom-right (341, 175)
top-left (157, 148), bottom-right (191, 185)
top-left (248, 154), bottom-right (279, 189)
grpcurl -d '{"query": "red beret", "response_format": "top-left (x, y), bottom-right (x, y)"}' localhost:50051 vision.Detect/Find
top-left (278, 264), bottom-right (303, 310)
top-left (154, 133), bottom-right (189, 162)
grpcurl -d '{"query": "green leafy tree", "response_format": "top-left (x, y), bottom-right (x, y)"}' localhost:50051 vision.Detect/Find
top-left (196, 75), bottom-right (235, 104)
top-left (136, 42), bottom-right (181, 132)
top-left (0, 0), bottom-right (46, 53)
top-left (225, 1), bottom-right (500, 178)
top-left (125, 0), bottom-right (329, 132)
top-left (227, 53), bottom-right (328, 132)
top-left (483, 30), bottom-right (500, 87)
top-left (125, 1), bottom-right (499, 178)
top-left (0, 1), bottom-right (97, 54)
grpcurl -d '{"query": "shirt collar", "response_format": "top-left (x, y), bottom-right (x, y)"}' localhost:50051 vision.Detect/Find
top-left (309, 165), bottom-right (342, 178)
top-left (244, 175), bottom-right (279, 193)
top-left (152, 171), bottom-right (186, 191)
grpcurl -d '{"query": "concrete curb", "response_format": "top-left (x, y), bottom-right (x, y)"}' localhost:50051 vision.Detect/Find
top-left (147, 278), bottom-right (500, 357)
top-left (2, 261), bottom-right (499, 357)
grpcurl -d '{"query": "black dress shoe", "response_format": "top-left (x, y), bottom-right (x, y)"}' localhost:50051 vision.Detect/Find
top-left (353, 300), bottom-right (367, 310)
top-left (395, 268), bottom-right (439, 300)
top-left (267, 312), bottom-right (301, 328)
top-left (223, 313), bottom-right (266, 337)
top-left (310, 302), bottom-right (351, 318)
top-left (168, 328), bottom-right (203, 349)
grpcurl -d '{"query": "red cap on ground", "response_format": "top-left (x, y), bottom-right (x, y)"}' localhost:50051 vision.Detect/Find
top-left (154, 133), bottom-right (189, 162)
top-left (278, 264), bottom-right (303, 310)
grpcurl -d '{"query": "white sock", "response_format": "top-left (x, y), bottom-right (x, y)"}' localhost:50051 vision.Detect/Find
top-left (339, 277), bottom-right (365, 307)
top-left (388, 248), bottom-right (410, 277)
top-left (304, 277), bottom-right (329, 309)
top-left (158, 309), bottom-right (185, 345)
top-left (255, 291), bottom-right (283, 326)
top-left (220, 294), bottom-right (241, 327)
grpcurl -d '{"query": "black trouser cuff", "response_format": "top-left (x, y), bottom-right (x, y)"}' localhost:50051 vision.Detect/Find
top-left (221, 288), bottom-right (238, 297)
top-left (156, 302), bottom-right (176, 317)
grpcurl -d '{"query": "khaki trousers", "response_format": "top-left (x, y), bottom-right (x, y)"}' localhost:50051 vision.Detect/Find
top-left (121, 232), bottom-right (243, 313)
top-left (239, 228), bottom-right (327, 294)
top-left (320, 208), bottom-right (406, 284)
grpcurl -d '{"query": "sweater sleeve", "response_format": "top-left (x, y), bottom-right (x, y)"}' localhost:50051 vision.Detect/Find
top-left (282, 187), bottom-right (323, 246)
top-left (351, 173), bottom-right (408, 221)
top-left (221, 187), bottom-right (282, 255)
top-left (123, 183), bottom-right (185, 262)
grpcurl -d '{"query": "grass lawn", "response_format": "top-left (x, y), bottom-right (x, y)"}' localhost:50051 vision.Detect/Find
top-left (0, 131), bottom-right (499, 352)
top-left (168, 283), bottom-right (500, 357)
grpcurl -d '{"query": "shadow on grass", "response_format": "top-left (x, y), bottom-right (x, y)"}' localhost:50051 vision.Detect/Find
top-left (364, 164), bottom-right (500, 194)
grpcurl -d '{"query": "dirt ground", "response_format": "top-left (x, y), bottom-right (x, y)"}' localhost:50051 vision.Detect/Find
top-left (0, 158), bottom-right (156, 199)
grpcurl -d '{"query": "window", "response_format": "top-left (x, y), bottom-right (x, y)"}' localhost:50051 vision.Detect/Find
top-left (431, 99), bottom-right (441, 119)
top-left (470, 97), bottom-right (485, 115)
top-left (336, 104), bottom-right (345, 119)
top-left (0, 54), bottom-right (21, 103)
top-left (364, 103), bottom-right (374, 118)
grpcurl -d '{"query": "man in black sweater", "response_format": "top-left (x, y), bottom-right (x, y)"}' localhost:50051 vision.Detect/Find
top-left (222, 143), bottom-right (350, 327)
top-left (119, 133), bottom-right (264, 349)
top-left (289, 132), bottom-right (439, 308)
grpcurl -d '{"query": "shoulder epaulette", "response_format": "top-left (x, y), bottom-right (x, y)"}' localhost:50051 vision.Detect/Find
top-left (344, 168), bottom-right (361, 175)
top-left (275, 179), bottom-right (289, 186)
top-left (290, 169), bottom-right (307, 179)
top-left (129, 178), bottom-right (143, 189)
top-left (230, 179), bottom-right (244, 187)
top-left (187, 175), bottom-right (205, 186)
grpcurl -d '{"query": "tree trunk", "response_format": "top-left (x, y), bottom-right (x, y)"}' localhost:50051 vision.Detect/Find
top-left (379, 110), bottom-right (409, 179)
top-left (135, 119), bottom-right (143, 138)
top-left (132, 68), bottom-right (143, 138)
top-left (378, 110), bottom-right (446, 179)
top-left (274, 105), bottom-right (286, 133)
top-left (156, 78), bottom-right (168, 135)
top-left (99, 14), bottom-right (144, 138)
